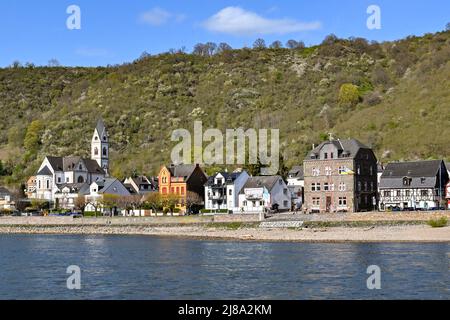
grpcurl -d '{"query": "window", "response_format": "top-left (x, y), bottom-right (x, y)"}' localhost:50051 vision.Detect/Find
top-left (364, 182), bottom-right (368, 191)
top-left (403, 177), bottom-right (411, 186)
top-left (180, 187), bottom-right (185, 195)
top-left (384, 191), bottom-right (391, 197)
top-left (316, 183), bottom-right (321, 191)
top-left (312, 168), bottom-right (320, 176)
top-left (46, 180), bottom-right (50, 189)
top-left (77, 176), bottom-right (84, 183)
top-left (338, 166), bottom-right (345, 174)
top-left (338, 197), bottom-right (347, 206)
top-left (176, 187), bottom-right (179, 194)
top-left (324, 183), bottom-right (329, 191)
top-left (66, 177), bottom-right (69, 182)
top-left (325, 167), bottom-right (332, 176)
top-left (57, 177), bottom-right (61, 183)
top-left (338, 182), bottom-right (346, 191)
top-left (324, 153), bottom-right (328, 159)
top-left (79, 164), bottom-right (83, 170)
top-left (216, 178), bottom-right (223, 185)
top-left (38, 180), bottom-right (41, 189)
top-left (312, 197), bottom-right (320, 206)
top-left (283, 188), bottom-right (288, 195)
top-left (243, 201), bottom-right (247, 206)
top-left (162, 187), bottom-right (167, 195)
top-left (102, 147), bottom-right (107, 156)
top-left (312, 183), bottom-right (321, 191)
top-left (330, 152), bottom-right (334, 159)
top-left (396, 190), bottom-right (401, 197)
top-left (420, 190), bottom-right (428, 197)
top-left (369, 166), bottom-right (373, 176)
top-left (94, 147), bottom-right (98, 156)
top-left (405, 190), bottom-right (410, 197)
top-left (420, 178), bottom-right (426, 184)
top-left (283, 200), bottom-right (288, 207)
top-left (357, 166), bottom-right (361, 175)
top-left (229, 189), bottom-right (232, 196)
top-left (279, 179), bottom-right (283, 185)
top-left (357, 181), bottom-right (362, 192)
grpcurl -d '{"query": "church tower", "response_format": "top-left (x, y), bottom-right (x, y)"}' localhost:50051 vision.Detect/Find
top-left (91, 119), bottom-right (109, 175)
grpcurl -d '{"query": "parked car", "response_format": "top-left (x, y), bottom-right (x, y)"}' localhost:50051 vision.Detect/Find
top-left (391, 206), bottom-right (401, 212)
top-left (67, 212), bottom-right (83, 218)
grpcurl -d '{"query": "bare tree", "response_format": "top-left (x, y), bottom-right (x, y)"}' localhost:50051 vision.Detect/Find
top-left (48, 59), bottom-right (61, 67)
top-left (286, 40), bottom-right (305, 49)
top-left (185, 191), bottom-right (203, 214)
top-left (269, 40), bottom-right (283, 49)
top-left (253, 38), bottom-right (266, 49)
top-left (74, 196), bottom-right (87, 214)
top-left (217, 42), bottom-right (232, 53)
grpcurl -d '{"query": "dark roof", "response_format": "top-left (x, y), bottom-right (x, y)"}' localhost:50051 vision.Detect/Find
top-left (42, 156), bottom-right (105, 175)
top-left (56, 183), bottom-right (90, 194)
top-left (305, 139), bottom-right (370, 160)
top-left (380, 160), bottom-right (446, 189)
top-left (0, 186), bottom-right (11, 196)
top-left (37, 166), bottom-right (52, 176)
top-left (239, 176), bottom-right (283, 194)
top-left (288, 166), bottom-right (304, 179)
top-left (205, 171), bottom-right (243, 186)
top-left (167, 164), bottom-right (197, 180)
top-left (95, 118), bottom-right (107, 137)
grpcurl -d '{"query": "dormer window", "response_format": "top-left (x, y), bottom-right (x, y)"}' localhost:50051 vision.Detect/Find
top-left (324, 153), bottom-right (328, 159)
top-left (420, 177), bottom-right (426, 184)
top-left (403, 177), bottom-right (411, 186)
top-left (330, 152), bottom-right (334, 159)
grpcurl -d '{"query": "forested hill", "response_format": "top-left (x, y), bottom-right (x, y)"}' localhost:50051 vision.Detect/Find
top-left (1, 30), bottom-right (449, 187)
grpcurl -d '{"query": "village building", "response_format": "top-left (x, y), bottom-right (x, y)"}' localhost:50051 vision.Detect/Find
top-left (0, 187), bottom-right (15, 211)
top-left (204, 170), bottom-right (250, 213)
top-left (303, 139), bottom-right (378, 213)
top-left (379, 160), bottom-right (448, 210)
top-left (287, 165), bottom-right (304, 210)
top-left (446, 181), bottom-right (450, 209)
top-left (123, 175), bottom-right (158, 196)
top-left (238, 176), bottom-right (291, 213)
top-left (27, 119), bottom-right (130, 211)
top-left (158, 164), bottom-right (208, 214)
top-left (84, 178), bottom-right (131, 214)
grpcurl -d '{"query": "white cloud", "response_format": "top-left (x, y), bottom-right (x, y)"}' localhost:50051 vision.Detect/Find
top-left (203, 6), bottom-right (321, 36)
top-left (139, 7), bottom-right (186, 26)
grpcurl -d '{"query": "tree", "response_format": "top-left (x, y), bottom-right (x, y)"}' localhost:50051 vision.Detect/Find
top-left (269, 40), bottom-right (283, 49)
top-left (48, 59), bottom-right (60, 67)
top-left (74, 196), bottom-right (87, 214)
top-left (185, 191), bottom-right (203, 214)
top-left (253, 38), bottom-right (266, 49)
top-left (217, 42), bottom-right (232, 53)
top-left (446, 22), bottom-right (450, 31)
top-left (160, 194), bottom-right (179, 215)
top-left (322, 34), bottom-right (339, 45)
top-left (286, 40), bottom-right (305, 49)
top-left (338, 83), bottom-right (360, 106)
top-left (144, 192), bottom-right (162, 212)
top-left (24, 120), bottom-right (44, 154)
top-left (277, 155), bottom-right (289, 180)
top-left (205, 42), bottom-right (217, 56)
top-left (99, 194), bottom-right (121, 216)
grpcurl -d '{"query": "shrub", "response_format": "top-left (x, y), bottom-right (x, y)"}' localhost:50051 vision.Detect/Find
top-left (427, 217), bottom-right (448, 228)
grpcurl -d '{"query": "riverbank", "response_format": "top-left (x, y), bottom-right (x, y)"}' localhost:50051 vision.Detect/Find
top-left (1, 224), bottom-right (449, 242)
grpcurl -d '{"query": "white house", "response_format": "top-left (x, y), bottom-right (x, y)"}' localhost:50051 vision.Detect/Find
top-left (204, 170), bottom-right (249, 213)
top-left (287, 165), bottom-right (304, 210)
top-left (238, 176), bottom-right (291, 213)
top-left (31, 119), bottom-right (109, 204)
top-left (85, 178), bottom-right (131, 214)
top-left (0, 187), bottom-right (15, 210)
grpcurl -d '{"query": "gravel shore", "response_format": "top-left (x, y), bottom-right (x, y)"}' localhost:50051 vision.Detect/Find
top-left (1, 224), bottom-right (449, 242)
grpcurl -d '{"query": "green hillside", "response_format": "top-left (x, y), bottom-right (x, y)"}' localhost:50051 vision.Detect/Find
top-left (1, 31), bottom-right (449, 188)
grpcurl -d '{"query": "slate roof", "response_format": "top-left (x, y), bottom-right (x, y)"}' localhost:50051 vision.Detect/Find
top-left (37, 166), bottom-right (53, 176)
top-left (239, 176), bottom-right (283, 194)
top-left (42, 156), bottom-right (105, 175)
top-left (379, 160), bottom-right (445, 189)
top-left (205, 171), bottom-right (244, 186)
top-left (288, 166), bottom-right (304, 179)
top-left (0, 186), bottom-right (11, 196)
top-left (95, 118), bottom-right (107, 138)
top-left (167, 164), bottom-right (197, 180)
top-left (56, 183), bottom-right (90, 194)
top-left (305, 139), bottom-right (370, 160)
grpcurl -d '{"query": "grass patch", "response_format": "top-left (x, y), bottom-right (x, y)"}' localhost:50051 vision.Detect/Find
top-left (205, 222), bottom-right (259, 230)
top-left (427, 217), bottom-right (448, 228)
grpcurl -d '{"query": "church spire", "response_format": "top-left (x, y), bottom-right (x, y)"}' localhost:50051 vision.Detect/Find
top-left (91, 118), bottom-right (109, 175)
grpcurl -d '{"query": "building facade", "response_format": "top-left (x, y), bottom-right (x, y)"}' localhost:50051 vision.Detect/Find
top-left (30, 120), bottom-right (109, 205)
top-left (238, 176), bottom-right (291, 213)
top-left (287, 165), bottom-right (304, 210)
top-left (158, 164), bottom-right (208, 214)
top-left (204, 170), bottom-right (250, 212)
top-left (303, 139), bottom-right (378, 213)
top-left (379, 160), bottom-right (448, 210)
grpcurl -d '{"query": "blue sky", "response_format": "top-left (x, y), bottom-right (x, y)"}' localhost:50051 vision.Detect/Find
top-left (0, 0), bottom-right (449, 67)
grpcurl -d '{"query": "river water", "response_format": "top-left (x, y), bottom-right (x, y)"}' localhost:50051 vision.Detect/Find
top-left (0, 235), bottom-right (448, 299)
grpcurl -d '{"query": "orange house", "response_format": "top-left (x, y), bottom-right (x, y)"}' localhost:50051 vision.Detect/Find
top-left (158, 164), bottom-right (208, 214)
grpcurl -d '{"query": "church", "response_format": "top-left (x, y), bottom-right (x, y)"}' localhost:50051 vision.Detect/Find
top-left (29, 119), bottom-right (130, 209)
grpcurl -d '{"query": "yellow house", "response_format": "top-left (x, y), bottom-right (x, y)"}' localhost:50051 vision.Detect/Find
top-left (158, 164), bottom-right (207, 214)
